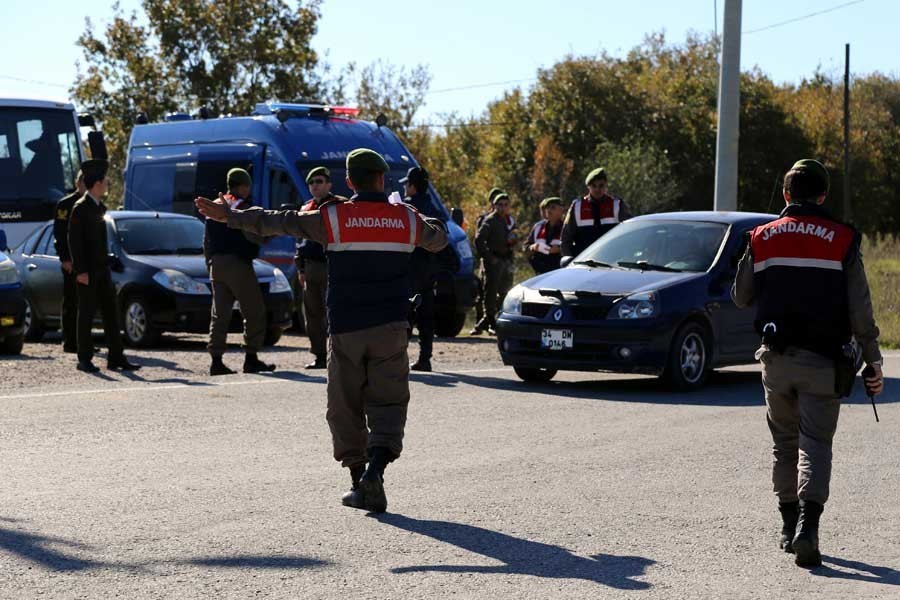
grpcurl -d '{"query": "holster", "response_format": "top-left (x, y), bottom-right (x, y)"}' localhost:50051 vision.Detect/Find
top-left (834, 343), bottom-right (858, 398)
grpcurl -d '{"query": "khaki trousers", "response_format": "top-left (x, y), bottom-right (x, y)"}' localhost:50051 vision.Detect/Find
top-left (303, 259), bottom-right (328, 359)
top-left (760, 346), bottom-right (841, 505)
top-left (326, 321), bottom-right (410, 467)
top-left (208, 254), bottom-right (266, 357)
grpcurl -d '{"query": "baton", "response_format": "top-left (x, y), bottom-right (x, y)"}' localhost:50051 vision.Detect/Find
top-left (861, 365), bottom-right (880, 423)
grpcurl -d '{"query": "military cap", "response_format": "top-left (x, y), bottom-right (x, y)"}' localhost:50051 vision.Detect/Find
top-left (540, 196), bottom-right (563, 209)
top-left (227, 168), bottom-right (252, 188)
top-left (346, 148), bottom-right (389, 173)
top-left (399, 166), bottom-right (429, 186)
top-left (790, 159), bottom-right (829, 192)
top-left (305, 166), bottom-right (330, 184)
top-left (80, 159), bottom-right (108, 181)
top-left (585, 167), bottom-right (608, 187)
top-left (488, 187), bottom-right (505, 203)
top-left (492, 193), bottom-right (510, 205)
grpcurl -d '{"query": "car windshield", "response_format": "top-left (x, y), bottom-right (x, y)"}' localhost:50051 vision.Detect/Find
top-left (577, 220), bottom-right (729, 273)
top-left (116, 217), bottom-right (205, 255)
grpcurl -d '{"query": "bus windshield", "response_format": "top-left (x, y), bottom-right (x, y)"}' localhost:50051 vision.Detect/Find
top-left (0, 107), bottom-right (81, 204)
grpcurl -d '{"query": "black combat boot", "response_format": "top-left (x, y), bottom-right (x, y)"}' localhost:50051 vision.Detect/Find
top-left (107, 354), bottom-right (141, 371)
top-left (243, 353), bottom-right (275, 373)
top-left (778, 501), bottom-right (800, 553)
top-left (341, 464), bottom-right (367, 509)
top-left (210, 356), bottom-right (235, 376)
top-left (410, 358), bottom-right (432, 372)
top-left (792, 500), bottom-right (824, 568)
top-left (359, 447), bottom-right (392, 513)
top-left (304, 356), bottom-right (326, 370)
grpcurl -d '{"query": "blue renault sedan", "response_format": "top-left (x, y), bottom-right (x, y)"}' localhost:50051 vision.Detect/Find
top-left (495, 211), bottom-right (776, 390)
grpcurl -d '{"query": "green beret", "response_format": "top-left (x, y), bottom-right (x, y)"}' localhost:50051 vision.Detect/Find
top-left (227, 168), bottom-right (252, 188)
top-left (305, 166), bottom-right (331, 184)
top-left (346, 148), bottom-right (389, 173)
top-left (585, 167), bottom-right (608, 186)
top-left (492, 193), bottom-right (510, 205)
top-left (488, 187), bottom-right (505, 203)
top-left (80, 159), bottom-right (108, 181)
top-left (540, 197), bottom-right (563, 209)
top-left (790, 159), bottom-right (829, 192)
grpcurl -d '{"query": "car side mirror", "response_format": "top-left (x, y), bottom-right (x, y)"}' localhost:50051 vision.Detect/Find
top-left (108, 253), bottom-right (124, 272)
top-left (0, 229), bottom-right (7, 252)
top-left (560, 255), bottom-right (574, 268)
top-left (450, 207), bottom-right (464, 227)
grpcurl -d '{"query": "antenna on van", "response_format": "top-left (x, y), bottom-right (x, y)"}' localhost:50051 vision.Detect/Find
top-left (375, 113), bottom-right (388, 128)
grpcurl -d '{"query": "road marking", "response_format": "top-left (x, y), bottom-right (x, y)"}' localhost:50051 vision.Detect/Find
top-left (0, 368), bottom-right (512, 401)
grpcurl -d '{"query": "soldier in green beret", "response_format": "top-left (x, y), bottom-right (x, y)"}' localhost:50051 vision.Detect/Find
top-left (196, 148), bottom-right (448, 513)
top-left (561, 167), bottom-right (632, 257)
top-left (472, 193), bottom-right (516, 334)
top-left (470, 187), bottom-right (506, 334)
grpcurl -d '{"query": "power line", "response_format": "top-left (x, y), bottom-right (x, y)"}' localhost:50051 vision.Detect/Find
top-left (0, 74), bottom-right (69, 89)
top-left (743, 0), bottom-right (865, 35)
top-left (426, 78), bottom-right (537, 95)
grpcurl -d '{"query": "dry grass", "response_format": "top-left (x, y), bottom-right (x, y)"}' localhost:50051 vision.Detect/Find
top-left (863, 236), bottom-right (900, 349)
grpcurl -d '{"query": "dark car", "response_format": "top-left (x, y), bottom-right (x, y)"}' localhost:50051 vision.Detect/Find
top-left (11, 211), bottom-right (294, 347)
top-left (495, 211), bottom-right (776, 390)
top-left (0, 231), bottom-right (26, 354)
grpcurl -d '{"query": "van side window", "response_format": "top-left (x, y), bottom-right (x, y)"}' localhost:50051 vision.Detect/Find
top-left (172, 162), bottom-right (197, 216)
top-left (270, 170), bottom-right (300, 209)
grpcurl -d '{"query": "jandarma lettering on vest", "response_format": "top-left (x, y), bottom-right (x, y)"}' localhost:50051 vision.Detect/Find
top-left (761, 220), bottom-right (835, 242)
top-left (344, 216), bottom-right (406, 229)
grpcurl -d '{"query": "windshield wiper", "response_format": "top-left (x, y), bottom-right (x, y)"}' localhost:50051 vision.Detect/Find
top-left (616, 260), bottom-right (682, 273)
top-left (573, 259), bottom-right (617, 269)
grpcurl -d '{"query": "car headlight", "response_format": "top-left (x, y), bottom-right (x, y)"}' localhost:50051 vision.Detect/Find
top-left (152, 269), bottom-right (210, 295)
top-left (501, 285), bottom-right (525, 315)
top-left (609, 291), bottom-right (658, 319)
top-left (0, 258), bottom-right (19, 286)
top-left (454, 239), bottom-right (473, 260)
top-left (269, 268), bottom-right (292, 294)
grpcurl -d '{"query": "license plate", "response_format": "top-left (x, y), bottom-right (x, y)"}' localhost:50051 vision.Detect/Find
top-left (0, 316), bottom-right (13, 326)
top-left (541, 329), bottom-right (573, 350)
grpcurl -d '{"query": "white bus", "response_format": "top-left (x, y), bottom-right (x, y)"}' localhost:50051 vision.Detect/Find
top-left (0, 97), bottom-right (105, 249)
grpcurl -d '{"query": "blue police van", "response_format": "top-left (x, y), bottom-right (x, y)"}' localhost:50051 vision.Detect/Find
top-left (123, 102), bottom-right (477, 337)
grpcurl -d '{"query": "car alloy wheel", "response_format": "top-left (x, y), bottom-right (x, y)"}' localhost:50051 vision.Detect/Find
top-left (679, 332), bottom-right (706, 384)
top-left (23, 298), bottom-right (32, 334)
top-left (125, 300), bottom-right (148, 344)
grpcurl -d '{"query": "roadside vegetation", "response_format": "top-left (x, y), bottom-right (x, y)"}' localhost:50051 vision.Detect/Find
top-left (863, 237), bottom-right (900, 348)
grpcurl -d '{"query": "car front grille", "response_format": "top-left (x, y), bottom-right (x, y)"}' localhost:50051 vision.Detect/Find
top-left (521, 302), bottom-right (553, 319)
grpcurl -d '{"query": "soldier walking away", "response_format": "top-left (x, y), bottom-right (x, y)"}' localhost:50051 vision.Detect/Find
top-left (471, 187), bottom-right (505, 332)
top-left (53, 169), bottom-right (86, 353)
top-left (472, 193), bottom-right (515, 335)
top-left (561, 167), bottom-right (632, 258)
top-left (524, 197), bottom-right (565, 275)
top-left (732, 159), bottom-right (884, 568)
top-left (203, 168), bottom-right (275, 376)
top-left (401, 166), bottom-right (445, 372)
top-left (67, 160), bottom-right (140, 373)
top-left (297, 166), bottom-right (347, 369)
top-left (196, 148), bottom-right (448, 513)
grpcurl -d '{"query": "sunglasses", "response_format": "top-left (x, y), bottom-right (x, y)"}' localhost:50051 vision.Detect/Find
top-left (309, 179), bottom-right (328, 185)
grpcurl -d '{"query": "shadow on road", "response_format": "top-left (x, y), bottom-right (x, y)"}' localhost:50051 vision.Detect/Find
top-left (414, 369), bottom-right (900, 408)
top-left (816, 556), bottom-right (900, 585)
top-left (185, 555), bottom-right (329, 569)
top-left (0, 524), bottom-right (111, 572)
top-left (374, 514), bottom-right (653, 590)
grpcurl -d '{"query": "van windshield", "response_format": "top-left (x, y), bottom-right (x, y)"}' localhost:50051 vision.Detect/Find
top-left (296, 161), bottom-right (449, 219)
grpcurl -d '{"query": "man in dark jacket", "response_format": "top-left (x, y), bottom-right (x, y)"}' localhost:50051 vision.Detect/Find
top-left (203, 168), bottom-right (275, 376)
top-left (524, 197), bottom-right (565, 274)
top-left (297, 166), bottom-right (347, 369)
top-left (53, 169), bottom-right (86, 352)
top-left (401, 166), bottom-right (444, 372)
top-left (67, 160), bottom-right (140, 373)
top-left (472, 193), bottom-right (515, 334)
top-left (561, 168), bottom-right (632, 257)
top-left (197, 148), bottom-right (448, 514)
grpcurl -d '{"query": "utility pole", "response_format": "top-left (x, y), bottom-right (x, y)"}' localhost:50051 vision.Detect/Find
top-left (713, 0), bottom-right (742, 212)
top-left (843, 43), bottom-right (851, 222)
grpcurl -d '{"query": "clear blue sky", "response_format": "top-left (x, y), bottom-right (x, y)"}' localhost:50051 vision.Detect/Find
top-left (1, 0), bottom-right (896, 123)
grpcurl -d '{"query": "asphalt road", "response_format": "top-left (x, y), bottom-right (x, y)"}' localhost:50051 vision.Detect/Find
top-left (1, 333), bottom-right (898, 599)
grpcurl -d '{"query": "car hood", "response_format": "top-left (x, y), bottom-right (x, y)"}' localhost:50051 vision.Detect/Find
top-left (126, 254), bottom-right (276, 279)
top-left (522, 265), bottom-right (705, 295)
